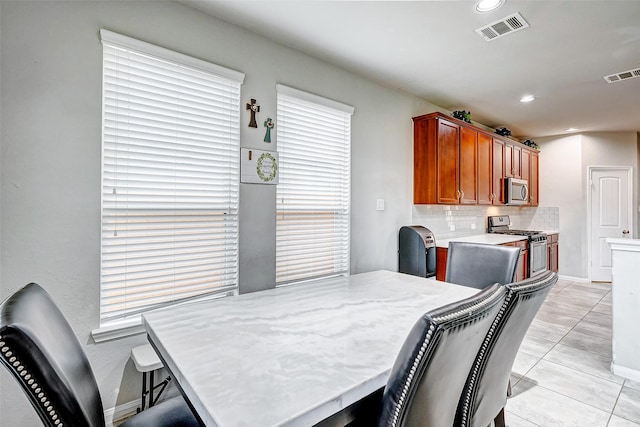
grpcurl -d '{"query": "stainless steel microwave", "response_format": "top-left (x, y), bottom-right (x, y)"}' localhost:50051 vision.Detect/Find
top-left (505, 177), bottom-right (529, 205)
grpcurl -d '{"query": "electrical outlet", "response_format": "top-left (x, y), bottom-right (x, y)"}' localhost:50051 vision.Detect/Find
top-left (376, 199), bottom-right (385, 211)
top-left (449, 224), bottom-right (455, 231)
top-left (471, 223), bottom-right (476, 230)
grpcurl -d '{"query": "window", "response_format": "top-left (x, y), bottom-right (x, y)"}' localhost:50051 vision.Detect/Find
top-left (99, 30), bottom-right (244, 327)
top-left (275, 84), bottom-right (354, 285)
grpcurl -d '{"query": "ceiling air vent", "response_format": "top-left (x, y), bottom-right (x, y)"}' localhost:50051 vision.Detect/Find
top-left (475, 12), bottom-right (529, 42)
top-left (604, 68), bottom-right (640, 83)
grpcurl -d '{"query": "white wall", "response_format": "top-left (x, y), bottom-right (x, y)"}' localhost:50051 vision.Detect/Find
top-left (538, 132), bottom-right (639, 279)
top-left (0, 1), bottom-right (438, 424)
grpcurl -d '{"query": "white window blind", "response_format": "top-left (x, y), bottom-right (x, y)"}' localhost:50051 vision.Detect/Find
top-left (100, 30), bottom-right (244, 325)
top-left (275, 85), bottom-right (354, 285)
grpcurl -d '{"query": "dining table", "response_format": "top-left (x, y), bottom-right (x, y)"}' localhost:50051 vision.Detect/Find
top-left (142, 270), bottom-right (478, 427)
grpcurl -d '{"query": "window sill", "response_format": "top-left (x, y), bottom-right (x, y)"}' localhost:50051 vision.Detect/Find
top-left (91, 316), bottom-right (146, 343)
top-left (91, 291), bottom-right (236, 343)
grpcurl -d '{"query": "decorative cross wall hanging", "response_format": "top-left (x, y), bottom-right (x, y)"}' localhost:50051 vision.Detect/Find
top-left (264, 118), bottom-right (274, 143)
top-left (246, 99), bottom-right (260, 128)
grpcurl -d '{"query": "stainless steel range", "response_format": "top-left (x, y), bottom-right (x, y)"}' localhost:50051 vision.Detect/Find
top-left (488, 215), bottom-right (548, 277)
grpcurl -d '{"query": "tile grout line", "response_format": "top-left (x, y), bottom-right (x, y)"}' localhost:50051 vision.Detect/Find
top-left (507, 282), bottom-right (623, 425)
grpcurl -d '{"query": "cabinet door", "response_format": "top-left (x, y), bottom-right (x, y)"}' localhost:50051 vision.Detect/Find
top-left (518, 249), bottom-right (528, 281)
top-left (477, 133), bottom-right (493, 205)
top-left (529, 151), bottom-right (539, 206)
top-left (436, 247), bottom-right (448, 281)
top-left (459, 127), bottom-right (478, 204)
top-left (521, 149), bottom-right (531, 205)
top-left (436, 119), bottom-right (460, 204)
top-left (492, 139), bottom-right (505, 204)
top-left (504, 142), bottom-right (513, 178)
top-left (513, 145), bottom-right (522, 178)
top-left (503, 240), bottom-right (527, 281)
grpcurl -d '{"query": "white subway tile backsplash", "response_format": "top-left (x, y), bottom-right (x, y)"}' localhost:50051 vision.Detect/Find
top-left (411, 205), bottom-right (559, 240)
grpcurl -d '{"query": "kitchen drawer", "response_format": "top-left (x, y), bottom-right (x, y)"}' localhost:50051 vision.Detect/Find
top-left (548, 233), bottom-right (559, 243)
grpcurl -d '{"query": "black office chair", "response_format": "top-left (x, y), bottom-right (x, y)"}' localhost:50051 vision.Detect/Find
top-left (445, 242), bottom-right (520, 288)
top-left (455, 270), bottom-right (558, 427)
top-left (0, 282), bottom-right (200, 427)
top-left (378, 283), bottom-right (507, 427)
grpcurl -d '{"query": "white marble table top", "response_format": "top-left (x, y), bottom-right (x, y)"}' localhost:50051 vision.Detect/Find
top-left (143, 270), bottom-right (477, 427)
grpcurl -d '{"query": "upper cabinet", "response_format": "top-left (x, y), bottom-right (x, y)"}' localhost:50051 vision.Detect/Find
top-left (414, 114), bottom-right (478, 204)
top-left (413, 112), bottom-right (539, 206)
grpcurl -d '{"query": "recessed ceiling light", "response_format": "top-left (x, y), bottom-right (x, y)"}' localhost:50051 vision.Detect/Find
top-left (476, 0), bottom-right (504, 12)
top-left (565, 128), bottom-right (579, 132)
top-left (520, 95), bottom-right (535, 103)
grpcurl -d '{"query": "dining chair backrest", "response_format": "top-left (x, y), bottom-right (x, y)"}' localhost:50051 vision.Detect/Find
top-left (0, 283), bottom-right (105, 427)
top-left (0, 283), bottom-right (201, 427)
top-left (379, 283), bottom-right (507, 427)
top-left (455, 270), bottom-right (558, 427)
top-left (445, 242), bottom-right (521, 289)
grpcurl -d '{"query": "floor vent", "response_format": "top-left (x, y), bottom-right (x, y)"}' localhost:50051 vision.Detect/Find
top-left (475, 12), bottom-right (529, 42)
top-left (604, 68), bottom-right (640, 83)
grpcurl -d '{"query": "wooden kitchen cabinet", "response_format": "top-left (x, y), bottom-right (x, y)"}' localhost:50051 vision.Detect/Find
top-left (477, 133), bottom-right (492, 205)
top-left (413, 112), bottom-right (539, 206)
top-left (459, 127), bottom-right (478, 204)
top-left (414, 113), bottom-right (477, 204)
top-left (547, 233), bottom-right (559, 272)
top-left (436, 247), bottom-right (448, 282)
top-left (529, 151), bottom-right (539, 206)
top-left (504, 142), bottom-right (522, 178)
top-left (491, 138), bottom-right (505, 204)
top-left (520, 148), bottom-right (541, 206)
top-left (503, 240), bottom-right (528, 281)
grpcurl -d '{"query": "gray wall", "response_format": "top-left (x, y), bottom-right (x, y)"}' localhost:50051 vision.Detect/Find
top-left (0, 1), bottom-right (437, 423)
top-left (538, 132), bottom-right (639, 279)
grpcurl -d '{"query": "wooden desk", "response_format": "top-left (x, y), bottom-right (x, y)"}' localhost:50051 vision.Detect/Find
top-left (143, 270), bottom-right (477, 426)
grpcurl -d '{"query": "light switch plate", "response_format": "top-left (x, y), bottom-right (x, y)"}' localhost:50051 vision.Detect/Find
top-left (376, 199), bottom-right (385, 211)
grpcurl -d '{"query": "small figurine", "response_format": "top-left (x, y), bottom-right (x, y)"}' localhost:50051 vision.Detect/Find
top-left (452, 110), bottom-right (472, 123)
top-left (495, 127), bottom-right (512, 137)
top-left (263, 118), bottom-right (275, 143)
top-left (246, 99), bottom-right (260, 128)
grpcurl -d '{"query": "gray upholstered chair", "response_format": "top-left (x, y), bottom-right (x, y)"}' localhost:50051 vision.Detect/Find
top-left (445, 242), bottom-right (520, 288)
top-left (0, 283), bottom-right (201, 427)
top-left (455, 270), bottom-right (558, 427)
top-left (378, 283), bottom-right (507, 427)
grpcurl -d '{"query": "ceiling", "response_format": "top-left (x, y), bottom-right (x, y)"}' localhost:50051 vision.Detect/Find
top-left (183, 0), bottom-right (640, 138)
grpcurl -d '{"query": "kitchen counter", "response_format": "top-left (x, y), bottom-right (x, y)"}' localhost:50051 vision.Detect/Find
top-left (541, 230), bottom-right (560, 235)
top-left (436, 233), bottom-right (528, 248)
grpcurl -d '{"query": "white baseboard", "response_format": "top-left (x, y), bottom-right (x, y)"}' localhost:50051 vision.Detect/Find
top-left (612, 363), bottom-right (640, 383)
top-left (104, 387), bottom-right (180, 426)
top-left (558, 274), bottom-right (591, 283)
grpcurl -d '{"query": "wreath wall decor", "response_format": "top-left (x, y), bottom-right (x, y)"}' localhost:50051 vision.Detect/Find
top-left (256, 152), bottom-right (278, 182)
top-left (240, 148), bottom-right (279, 185)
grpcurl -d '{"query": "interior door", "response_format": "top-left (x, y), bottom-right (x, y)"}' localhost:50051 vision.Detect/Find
top-left (590, 167), bottom-right (632, 282)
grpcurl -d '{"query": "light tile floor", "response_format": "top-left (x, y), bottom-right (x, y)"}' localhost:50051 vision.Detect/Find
top-left (504, 278), bottom-right (640, 426)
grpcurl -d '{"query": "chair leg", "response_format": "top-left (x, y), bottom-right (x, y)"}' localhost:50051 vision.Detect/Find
top-left (507, 379), bottom-right (512, 397)
top-left (494, 408), bottom-right (506, 427)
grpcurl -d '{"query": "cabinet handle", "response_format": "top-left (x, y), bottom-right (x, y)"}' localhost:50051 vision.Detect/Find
top-left (461, 190), bottom-right (465, 199)
top-left (457, 190), bottom-right (461, 199)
